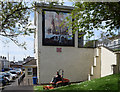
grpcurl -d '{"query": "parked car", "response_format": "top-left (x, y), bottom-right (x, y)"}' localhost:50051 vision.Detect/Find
top-left (9, 68), bottom-right (13, 70)
top-left (5, 73), bottom-right (14, 81)
top-left (0, 72), bottom-right (10, 83)
top-left (15, 68), bottom-right (22, 75)
top-left (22, 67), bottom-right (25, 71)
top-left (0, 75), bottom-right (8, 86)
top-left (8, 70), bottom-right (18, 77)
top-left (7, 72), bottom-right (16, 80)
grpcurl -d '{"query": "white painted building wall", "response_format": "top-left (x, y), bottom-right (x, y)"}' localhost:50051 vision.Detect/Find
top-left (39, 47), bottom-right (94, 83)
top-left (101, 47), bottom-right (117, 77)
top-left (34, 4), bottom-right (118, 84)
top-left (34, 5), bottom-right (95, 84)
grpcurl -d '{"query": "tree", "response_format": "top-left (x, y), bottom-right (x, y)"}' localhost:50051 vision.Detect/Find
top-left (1, 1), bottom-right (120, 49)
top-left (68, 2), bottom-right (120, 38)
top-left (0, 1), bottom-right (35, 49)
top-left (84, 40), bottom-right (98, 48)
top-left (0, 1), bottom-right (62, 49)
top-left (97, 31), bottom-right (111, 46)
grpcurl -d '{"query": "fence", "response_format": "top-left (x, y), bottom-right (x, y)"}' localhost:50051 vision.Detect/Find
top-left (78, 40), bottom-right (98, 48)
top-left (79, 39), bottom-right (120, 51)
top-left (107, 44), bottom-right (120, 51)
top-left (97, 39), bottom-right (120, 51)
top-left (18, 72), bottom-right (25, 85)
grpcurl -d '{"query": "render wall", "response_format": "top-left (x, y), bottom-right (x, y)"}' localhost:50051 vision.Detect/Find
top-left (90, 48), bottom-right (101, 80)
top-left (101, 47), bottom-right (117, 77)
top-left (40, 47), bottom-right (94, 83)
top-left (24, 67), bottom-right (33, 85)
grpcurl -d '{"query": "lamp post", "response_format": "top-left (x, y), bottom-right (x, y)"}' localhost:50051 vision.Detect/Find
top-left (2, 40), bottom-right (10, 69)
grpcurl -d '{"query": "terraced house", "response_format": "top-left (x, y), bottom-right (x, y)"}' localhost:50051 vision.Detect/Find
top-left (33, 3), bottom-right (120, 84)
top-left (0, 56), bottom-right (10, 71)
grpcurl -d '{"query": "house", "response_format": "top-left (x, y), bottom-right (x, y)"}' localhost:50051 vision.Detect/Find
top-left (107, 34), bottom-right (120, 51)
top-left (10, 61), bottom-right (22, 68)
top-left (0, 56), bottom-right (10, 71)
top-left (23, 56), bottom-right (34, 63)
top-left (34, 3), bottom-right (120, 84)
top-left (18, 61), bottom-right (24, 65)
top-left (22, 58), bottom-right (37, 85)
top-left (97, 31), bottom-right (120, 51)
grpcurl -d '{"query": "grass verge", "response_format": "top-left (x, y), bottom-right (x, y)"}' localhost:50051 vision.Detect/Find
top-left (34, 74), bottom-right (120, 92)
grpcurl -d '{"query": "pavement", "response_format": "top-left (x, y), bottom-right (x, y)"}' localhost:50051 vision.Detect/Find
top-left (1, 74), bottom-right (34, 92)
top-left (2, 86), bottom-right (34, 92)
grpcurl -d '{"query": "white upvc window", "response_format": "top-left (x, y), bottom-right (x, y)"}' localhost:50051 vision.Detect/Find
top-left (114, 41), bottom-right (116, 45)
top-left (27, 68), bottom-right (33, 75)
top-left (118, 39), bottom-right (120, 44)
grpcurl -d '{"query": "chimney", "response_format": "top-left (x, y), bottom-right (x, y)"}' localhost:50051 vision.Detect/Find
top-left (4, 57), bottom-right (6, 59)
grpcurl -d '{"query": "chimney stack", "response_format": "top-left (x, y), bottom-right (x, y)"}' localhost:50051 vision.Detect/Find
top-left (4, 57), bottom-right (6, 59)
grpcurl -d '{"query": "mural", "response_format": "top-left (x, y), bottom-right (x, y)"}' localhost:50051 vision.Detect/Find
top-left (43, 10), bottom-right (74, 46)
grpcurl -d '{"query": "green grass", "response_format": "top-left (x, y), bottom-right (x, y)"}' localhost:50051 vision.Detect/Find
top-left (34, 74), bottom-right (120, 92)
top-left (34, 85), bottom-right (43, 91)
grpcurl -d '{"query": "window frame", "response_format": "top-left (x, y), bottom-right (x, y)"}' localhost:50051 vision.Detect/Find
top-left (42, 9), bottom-right (75, 47)
top-left (118, 39), bottom-right (120, 44)
top-left (27, 68), bottom-right (33, 76)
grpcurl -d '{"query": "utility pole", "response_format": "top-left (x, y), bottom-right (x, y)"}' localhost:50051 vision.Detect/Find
top-left (13, 56), bottom-right (15, 62)
top-left (7, 52), bottom-right (9, 61)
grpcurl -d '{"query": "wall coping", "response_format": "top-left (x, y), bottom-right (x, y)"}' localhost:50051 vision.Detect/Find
top-left (36, 3), bottom-right (74, 11)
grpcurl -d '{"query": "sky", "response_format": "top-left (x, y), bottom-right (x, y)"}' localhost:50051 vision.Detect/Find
top-left (0, 1), bottom-right (116, 62)
top-left (0, 34), bottom-right (34, 61)
top-left (0, 10), bottom-right (35, 62)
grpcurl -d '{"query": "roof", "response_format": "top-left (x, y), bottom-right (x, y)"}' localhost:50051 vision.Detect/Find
top-left (24, 57), bottom-right (34, 62)
top-left (23, 59), bottom-right (36, 66)
top-left (0, 58), bottom-right (8, 62)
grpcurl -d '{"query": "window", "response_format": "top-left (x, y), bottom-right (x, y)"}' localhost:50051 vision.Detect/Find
top-left (42, 10), bottom-right (74, 46)
top-left (118, 39), bottom-right (120, 44)
top-left (27, 68), bottom-right (32, 75)
top-left (114, 41), bottom-right (116, 45)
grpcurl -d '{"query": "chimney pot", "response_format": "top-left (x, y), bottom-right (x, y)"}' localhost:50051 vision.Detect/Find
top-left (4, 57), bottom-right (6, 59)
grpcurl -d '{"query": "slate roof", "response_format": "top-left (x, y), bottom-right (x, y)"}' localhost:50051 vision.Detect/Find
top-left (23, 59), bottom-right (36, 66)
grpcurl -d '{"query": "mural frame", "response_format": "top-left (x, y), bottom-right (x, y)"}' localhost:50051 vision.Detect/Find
top-left (42, 9), bottom-right (75, 47)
